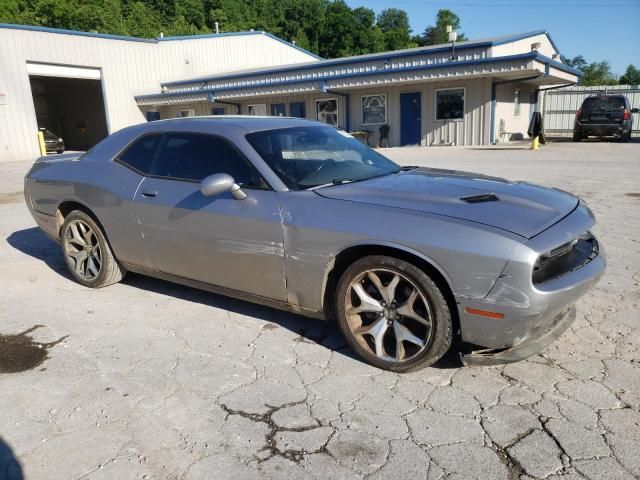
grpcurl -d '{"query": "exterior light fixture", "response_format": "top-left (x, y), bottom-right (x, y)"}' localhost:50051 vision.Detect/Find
top-left (447, 25), bottom-right (458, 60)
top-left (531, 42), bottom-right (541, 51)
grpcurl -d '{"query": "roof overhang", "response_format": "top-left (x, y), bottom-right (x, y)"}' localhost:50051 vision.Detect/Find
top-left (135, 52), bottom-right (579, 107)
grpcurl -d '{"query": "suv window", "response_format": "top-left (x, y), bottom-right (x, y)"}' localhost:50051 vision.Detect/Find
top-left (151, 133), bottom-right (265, 187)
top-left (582, 96), bottom-right (626, 112)
top-left (118, 134), bottom-right (162, 174)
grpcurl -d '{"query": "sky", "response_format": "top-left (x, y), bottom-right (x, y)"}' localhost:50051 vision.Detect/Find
top-left (346, 0), bottom-right (640, 76)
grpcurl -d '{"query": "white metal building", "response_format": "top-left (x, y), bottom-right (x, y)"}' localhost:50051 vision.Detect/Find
top-left (136, 30), bottom-right (580, 147)
top-left (1, 24), bottom-right (579, 162)
top-left (0, 23), bottom-right (319, 162)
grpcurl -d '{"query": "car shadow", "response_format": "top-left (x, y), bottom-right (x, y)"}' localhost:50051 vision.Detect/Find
top-left (0, 437), bottom-right (23, 480)
top-left (6, 227), bottom-right (462, 370)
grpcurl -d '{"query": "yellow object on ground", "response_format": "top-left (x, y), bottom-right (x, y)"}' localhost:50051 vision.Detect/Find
top-left (531, 136), bottom-right (540, 150)
top-left (37, 130), bottom-right (47, 156)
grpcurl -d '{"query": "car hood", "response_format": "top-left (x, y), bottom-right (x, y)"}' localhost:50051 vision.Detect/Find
top-left (314, 168), bottom-right (578, 238)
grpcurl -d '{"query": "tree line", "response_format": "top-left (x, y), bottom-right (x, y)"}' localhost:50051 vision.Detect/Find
top-left (0, 0), bottom-right (464, 57)
top-left (1, 0), bottom-right (637, 85)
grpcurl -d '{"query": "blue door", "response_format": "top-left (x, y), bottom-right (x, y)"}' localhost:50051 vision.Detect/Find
top-left (212, 107), bottom-right (225, 115)
top-left (289, 102), bottom-right (306, 118)
top-left (271, 103), bottom-right (286, 116)
top-left (400, 92), bottom-right (422, 146)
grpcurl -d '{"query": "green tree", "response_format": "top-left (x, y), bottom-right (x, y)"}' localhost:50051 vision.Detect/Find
top-left (419, 8), bottom-right (467, 46)
top-left (0, 0), bottom-right (20, 23)
top-left (581, 60), bottom-right (618, 86)
top-left (175, 0), bottom-right (207, 30)
top-left (562, 55), bottom-right (618, 86)
top-left (562, 55), bottom-right (588, 71)
top-left (352, 7), bottom-right (384, 55)
top-left (376, 8), bottom-right (414, 51)
top-left (124, 1), bottom-right (164, 37)
top-left (319, 0), bottom-right (357, 58)
top-left (619, 64), bottom-right (640, 85)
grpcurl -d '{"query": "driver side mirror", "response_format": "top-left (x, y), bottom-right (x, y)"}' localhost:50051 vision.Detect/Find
top-left (632, 108), bottom-right (639, 114)
top-left (200, 173), bottom-right (247, 200)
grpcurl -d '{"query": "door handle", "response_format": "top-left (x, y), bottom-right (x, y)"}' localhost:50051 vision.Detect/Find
top-left (141, 191), bottom-right (158, 198)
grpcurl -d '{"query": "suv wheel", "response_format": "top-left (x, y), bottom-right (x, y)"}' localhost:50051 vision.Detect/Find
top-left (572, 131), bottom-right (582, 142)
top-left (61, 210), bottom-right (126, 288)
top-left (335, 255), bottom-right (452, 372)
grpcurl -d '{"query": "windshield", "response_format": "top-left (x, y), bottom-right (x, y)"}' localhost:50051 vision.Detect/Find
top-left (246, 126), bottom-right (400, 190)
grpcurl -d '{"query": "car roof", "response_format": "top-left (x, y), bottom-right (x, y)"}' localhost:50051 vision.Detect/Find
top-left (144, 115), bottom-right (324, 133)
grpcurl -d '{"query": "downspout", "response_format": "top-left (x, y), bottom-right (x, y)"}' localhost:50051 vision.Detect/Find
top-left (321, 81), bottom-right (351, 132)
top-left (490, 73), bottom-right (546, 144)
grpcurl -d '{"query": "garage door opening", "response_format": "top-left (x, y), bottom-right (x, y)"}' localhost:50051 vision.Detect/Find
top-left (29, 66), bottom-right (108, 152)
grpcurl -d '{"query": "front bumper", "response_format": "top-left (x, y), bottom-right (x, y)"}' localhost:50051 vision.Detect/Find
top-left (461, 307), bottom-right (575, 366)
top-left (457, 203), bottom-right (605, 364)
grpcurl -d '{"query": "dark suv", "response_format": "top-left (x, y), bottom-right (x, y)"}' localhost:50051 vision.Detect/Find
top-left (573, 95), bottom-right (638, 142)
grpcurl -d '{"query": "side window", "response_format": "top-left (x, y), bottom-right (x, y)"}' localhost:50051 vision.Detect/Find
top-left (117, 134), bottom-right (162, 174)
top-left (151, 133), bottom-right (265, 187)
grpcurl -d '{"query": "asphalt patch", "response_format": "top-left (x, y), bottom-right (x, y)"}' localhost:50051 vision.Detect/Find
top-left (0, 326), bottom-right (67, 373)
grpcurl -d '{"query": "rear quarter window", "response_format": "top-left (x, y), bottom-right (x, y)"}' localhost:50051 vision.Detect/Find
top-left (116, 134), bottom-right (162, 174)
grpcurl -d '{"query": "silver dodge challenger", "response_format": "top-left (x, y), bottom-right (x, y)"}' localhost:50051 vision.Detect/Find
top-left (24, 117), bottom-right (605, 372)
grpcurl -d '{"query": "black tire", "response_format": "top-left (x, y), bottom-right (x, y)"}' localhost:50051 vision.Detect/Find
top-left (572, 131), bottom-right (582, 142)
top-left (56, 149), bottom-right (64, 154)
top-left (61, 210), bottom-right (125, 288)
top-left (621, 132), bottom-right (631, 142)
top-left (335, 255), bottom-right (452, 372)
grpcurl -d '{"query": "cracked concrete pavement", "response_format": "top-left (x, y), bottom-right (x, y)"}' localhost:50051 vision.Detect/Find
top-left (1, 139), bottom-right (639, 479)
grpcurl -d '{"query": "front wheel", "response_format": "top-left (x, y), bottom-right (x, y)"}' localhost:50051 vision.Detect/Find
top-left (335, 256), bottom-right (452, 372)
top-left (61, 210), bottom-right (125, 288)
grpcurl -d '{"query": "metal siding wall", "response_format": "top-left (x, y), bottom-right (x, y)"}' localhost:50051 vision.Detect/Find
top-left (0, 28), bottom-right (317, 162)
top-left (542, 85), bottom-right (640, 136)
top-left (490, 34), bottom-right (556, 59)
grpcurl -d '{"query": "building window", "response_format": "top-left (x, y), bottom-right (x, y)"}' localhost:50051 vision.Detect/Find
top-left (435, 88), bottom-right (464, 120)
top-left (146, 111), bottom-right (160, 122)
top-left (248, 104), bottom-right (266, 116)
top-left (514, 89), bottom-right (521, 117)
top-left (362, 94), bottom-right (387, 125)
top-left (177, 109), bottom-right (196, 117)
top-left (212, 107), bottom-right (225, 115)
top-left (316, 98), bottom-right (338, 125)
top-left (270, 103), bottom-right (286, 116)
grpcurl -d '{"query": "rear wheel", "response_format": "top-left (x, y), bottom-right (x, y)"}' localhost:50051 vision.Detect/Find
top-left (621, 132), bottom-right (631, 142)
top-left (61, 210), bottom-right (125, 288)
top-left (335, 255), bottom-right (452, 372)
top-left (572, 131), bottom-right (582, 142)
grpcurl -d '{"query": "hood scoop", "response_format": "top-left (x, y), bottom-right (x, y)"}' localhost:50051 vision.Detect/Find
top-left (460, 193), bottom-right (499, 203)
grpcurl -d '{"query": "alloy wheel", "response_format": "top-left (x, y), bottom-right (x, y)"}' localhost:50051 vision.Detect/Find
top-left (344, 268), bottom-right (433, 362)
top-left (64, 219), bottom-right (102, 281)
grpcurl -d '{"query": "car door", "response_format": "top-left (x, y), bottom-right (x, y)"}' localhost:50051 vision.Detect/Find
top-left (134, 131), bottom-right (286, 301)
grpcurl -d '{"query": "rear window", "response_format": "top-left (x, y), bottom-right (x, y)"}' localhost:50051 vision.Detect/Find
top-left (582, 96), bottom-right (625, 112)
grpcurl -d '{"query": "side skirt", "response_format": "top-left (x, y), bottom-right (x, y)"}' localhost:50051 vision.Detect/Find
top-left (121, 263), bottom-right (326, 321)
